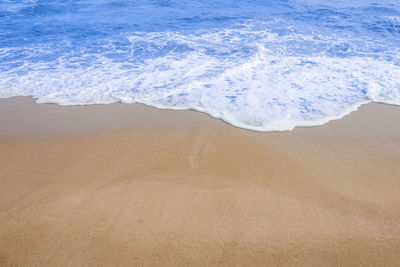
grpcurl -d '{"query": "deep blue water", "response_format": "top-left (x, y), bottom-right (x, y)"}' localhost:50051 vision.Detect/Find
top-left (1, 0), bottom-right (399, 130)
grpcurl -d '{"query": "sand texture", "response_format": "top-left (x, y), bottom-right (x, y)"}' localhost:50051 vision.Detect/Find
top-left (1, 97), bottom-right (400, 266)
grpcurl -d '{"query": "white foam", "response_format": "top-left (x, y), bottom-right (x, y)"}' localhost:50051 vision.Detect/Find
top-left (0, 0), bottom-right (36, 13)
top-left (0, 28), bottom-right (399, 131)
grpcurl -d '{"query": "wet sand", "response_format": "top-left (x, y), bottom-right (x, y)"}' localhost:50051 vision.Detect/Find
top-left (1, 97), bottom-right (400, 266)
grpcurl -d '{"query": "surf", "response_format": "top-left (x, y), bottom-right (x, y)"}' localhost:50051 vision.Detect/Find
top-left (0, 0), bottom-right (399, 131)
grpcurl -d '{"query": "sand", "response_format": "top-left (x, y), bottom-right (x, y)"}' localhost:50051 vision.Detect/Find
top-left (0, 96), bottom-right (400, 266)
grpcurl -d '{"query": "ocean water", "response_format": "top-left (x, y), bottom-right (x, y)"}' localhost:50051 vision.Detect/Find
top-left (0, 0), bottom-right (399, 131)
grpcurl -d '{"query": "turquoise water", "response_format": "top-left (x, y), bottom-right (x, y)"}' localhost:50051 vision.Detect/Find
top-left (1, 0), bottom-right (399, 130)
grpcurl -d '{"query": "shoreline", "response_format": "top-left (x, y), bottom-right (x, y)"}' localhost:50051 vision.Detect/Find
top-left (1, 96), bottom-right (400, 266)
top-left (0, 96), bottom-right (396, 135)
top-left (1, 96), bottom-right (400, 138)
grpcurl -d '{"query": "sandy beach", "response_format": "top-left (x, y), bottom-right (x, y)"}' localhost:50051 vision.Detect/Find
top-left (0, 96), bottom-right (400, 266)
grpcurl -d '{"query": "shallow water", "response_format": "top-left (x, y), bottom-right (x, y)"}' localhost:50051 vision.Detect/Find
top-left (0, 0), bottom-right (399, 130)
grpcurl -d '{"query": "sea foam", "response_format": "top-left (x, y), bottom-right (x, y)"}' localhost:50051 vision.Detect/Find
top-left (0, 0), bottom-right (399, 131)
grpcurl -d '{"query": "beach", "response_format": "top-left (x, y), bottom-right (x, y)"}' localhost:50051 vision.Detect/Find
top-left (2, 0), bottom-right (400, 265)
top-left (0, 96), bottom-right (399, 266)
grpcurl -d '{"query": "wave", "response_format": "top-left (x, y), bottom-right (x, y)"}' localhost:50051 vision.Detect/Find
top-left (1, 26), bottom-right (399, 131)
top-left (0, 1), bottom-right (400, 131)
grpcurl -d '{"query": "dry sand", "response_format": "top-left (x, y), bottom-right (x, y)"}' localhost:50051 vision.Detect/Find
top-left (0, 96), bottom-right (400, 266)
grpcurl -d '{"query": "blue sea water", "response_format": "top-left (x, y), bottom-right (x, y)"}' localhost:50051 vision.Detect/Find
top-left (0, 0), bottom-right (399, 131)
